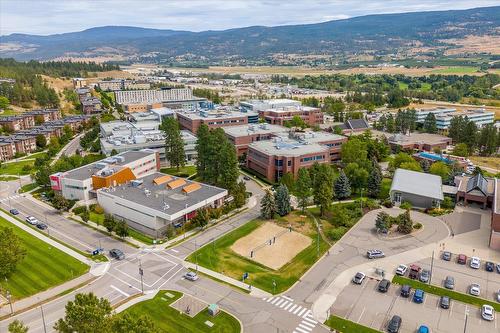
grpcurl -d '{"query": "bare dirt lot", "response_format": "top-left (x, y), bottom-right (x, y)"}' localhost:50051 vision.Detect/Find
top-left (231, 222), bottom-right (311, 270)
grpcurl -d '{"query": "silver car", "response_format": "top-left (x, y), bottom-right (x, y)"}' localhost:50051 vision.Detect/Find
top-left (184, 271), bottom-right (199, 281)
top-left (419, 269), bottom-right (430, 283)
top-left (444, 276), bottom-right (454, 289)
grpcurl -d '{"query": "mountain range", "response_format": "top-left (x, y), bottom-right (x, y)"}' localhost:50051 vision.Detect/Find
top-left (0, 6), bottom-right (499, 64)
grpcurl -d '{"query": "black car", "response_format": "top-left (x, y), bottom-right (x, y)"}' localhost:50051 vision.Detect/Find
top-left (243, 176), bottom-right (251, 181)
top-left (36, 223), bottom-right (48, 230)
top-left (378, 279), bottom-right (391, 293)
top-left (485, 261), bottom-right (494, 272)
top-left (440, 296), bottom-right (450, 309)
top-left (400, 285), bottom-right (411, 298)
top-left (387, 315), bottom-right (402, 333)
top-left (9, 208), bottom-right (19, 215)
top-left (109, 249), bottom-right (125, 260)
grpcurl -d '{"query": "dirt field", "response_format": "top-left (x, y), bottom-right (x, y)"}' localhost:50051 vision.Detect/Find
top-left (230, 222), bottom-right (311, 270)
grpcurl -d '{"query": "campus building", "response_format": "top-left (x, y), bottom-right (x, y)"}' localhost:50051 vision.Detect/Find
top-left (246, 131), bottom-right (346, 182)
top-left (390, 169), bottom-right (444, 208)
top-left (415, 107), bottom-right (494, 130)
top-left (491, 179), bottom-right (500, 250)
top-left (176, 107), bottom-right (259, 133)
top-left (98, 79), bottom-right (151, 91)
top-left (115, 88), bottom-right (194, 105)
top-left (241, 98), bottom-right (323, 126)
top-left (240, 99), bottom-right (302, 112)
top-left (50, 150), bottom-right (159, 202)
top-left (223, 123), bottom-right (288, 156)
top-left (96, 172), bottom-right (227, 237)
top-left (385, 132), bottom-right (452, 152)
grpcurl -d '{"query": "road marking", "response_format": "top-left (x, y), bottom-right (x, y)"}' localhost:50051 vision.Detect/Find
top-left (275, 298), bottom-right (285, 307)
top-left (303, 316), bottom-right (317, 324)
top-left (171, 249), bottom-right (179, 253)
top-left (357, 307), bottom-right (366, 323)
top-left (111, 284), bottom-right (131, 297)
top-left (302, 309), bottom-right (311, 318)
top-left (297, 308), bottom-right (308, 317)
top-left (288, 304), bottom-right (298, 312)
top-left (284, 302), bottom-right (293, 310)
top-left (298, 323), bottom-right (312, 331)
top-left (266, 297), bottom-right (274, 303)
top-left (107, 272), bottom-right (142, 292)
top-left (270, 297), bottom-right (280, 305)
top-left (279, 300), bottom-right (289, 308)
top-left (295, 327), bottom-right (310, 333)
top-left (300, 320), bottom-right (315, 328)
top-left (156, 265), bottom-right (184, 290)
top-left (282, 295), bottom-right (294, 301)
top-left (293, 306), bottom-right (303, 314)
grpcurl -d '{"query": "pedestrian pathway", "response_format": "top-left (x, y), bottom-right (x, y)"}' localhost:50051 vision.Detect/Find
top-left (0, 194), bottom-right (21, 205)
top-left (262, 295), bottom-right (319, 332)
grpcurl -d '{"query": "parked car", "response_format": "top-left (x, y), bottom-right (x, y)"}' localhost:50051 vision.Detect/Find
top-left (457, 254), bottom-right (467, 265)
top-left (36, 223), bottom-right (47, 230)
top-left (485, 261), bottom-right (494, 272)
top-left (481, 305), bottom-right (495, 321)
top-left (9, 208), bottom-right (19, 215)
top-left (184, 271), bottom-right (199, 281)
top-left (243, 176), bottom-right (251, 181)
top-left (497, 290), bottom-right (500, 303)
top-left (440, 296), bottom-right (450, 309)
top-left (25, 216), bottom-right (39, 225)
top-left (387, 315), bottom-right (402, 333)
top-left (409, 264), bottom-right (421, 279)
top-left (419, 269), bottom-right (430, 283)
top-left (367, 250), bottom-right (385, 259)
top-left (400, 285), bottom-right (411, 298)
top-left (496, 263), bottom-right (500, 274)
top-left (470, 256), bottom-right (481, 269)
top-left (352, 272), bottom-right (366, 284)
top-left (442, 251), bottom-right (451, 261)
top-left (395, 264), bottom-right (408, 276)
top-left (378, 279), bottom-right (391, 293)
top-left (413, 289), bottom-right (425, 303)
top-left (417, 325), bottom-right (430, 333)
top-left (444, 276), bottom-right (455, 290)
top-left (109, 249), bottom-right (125, 260)
top-left (469, 283), bottom-right (481, 296)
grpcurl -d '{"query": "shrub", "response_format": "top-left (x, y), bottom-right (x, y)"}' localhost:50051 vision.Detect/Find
top-left (327, 226), bottom-right (348, 241)
top-left (93, 204), bottom-right (104, 214)
top-left (413, 222), bottom-right (423, 229)
top-left (362, 198), bottom-right (380, 210)
top-left (400, 201), bottom-right (412, 210)
top-left (382, 199), bottom-right (394, 208)
top-left (441, 197), bottom-right (455, 210)
top-left (73, 206), bottom-right (88, 215)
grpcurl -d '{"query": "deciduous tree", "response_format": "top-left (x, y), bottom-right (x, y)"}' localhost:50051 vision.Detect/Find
top-left (295, 168), bottom-right (311, 212)
top-left (0, 227), bottom-right (26, 279)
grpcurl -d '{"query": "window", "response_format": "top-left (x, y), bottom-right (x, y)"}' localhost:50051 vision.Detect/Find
top-left (287, 160), bottom-right (292, 166)
top-left (393, 192), bottom-right (402, 203)
top-left (275, 159), bottom-right (283, 166)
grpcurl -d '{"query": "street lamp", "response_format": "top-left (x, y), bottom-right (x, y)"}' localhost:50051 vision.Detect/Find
top-left (196, 253), bottom-right (201, 272)
top-left (139, 259), bottom-right (144, 294)
top-left (272, 279), bottom-right (276, 294)
top-left (40, 304), bottom-right (47, 333)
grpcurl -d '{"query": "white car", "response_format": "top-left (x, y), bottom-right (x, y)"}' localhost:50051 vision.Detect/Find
top-left (396, 264), bottom-right (408, 276)
top-left (470, 257), bottom-right (481, 269)
top-left (25, 216), bottom-right (39, 225)
top-left (481, 305), bottom-right (495, 321)
top-left (469, 283), bottom-right (481, 296)
top-left (497, 290), bottom-right (500, 303)
top-left (352, 272), bottom-right (366, 284)
top-left (184, 271), bottom-right (199, 281)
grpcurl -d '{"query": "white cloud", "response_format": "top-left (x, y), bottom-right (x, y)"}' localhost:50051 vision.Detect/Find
top-left (0, 0), bottom-right (498, 35)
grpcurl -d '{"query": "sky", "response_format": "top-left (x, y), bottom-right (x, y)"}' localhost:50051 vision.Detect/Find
top-left (0, 0), bottom-right (498, 35)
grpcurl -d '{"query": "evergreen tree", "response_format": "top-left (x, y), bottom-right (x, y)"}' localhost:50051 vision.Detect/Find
top-left (367, 167), bottom-right (382, 198)
top-left (192, 208), bottom-right (210, 228)
top-left (316, 181), bottom-right (332, 217)
top-left (274, 184), bottom-right (291, 216)
top-left (423, 113), bottom-right (438, 133)
top-left (375, 212), bottom-right (391, 231)
top-left (295, 168), bottom-right (312, 212)
top-left (232, 181), bottom-right (247, 208)
top-left (334, 170), bottom-right (351, 200)
top-left (195, 124), bottom-right (210, 180)
top-left (260, 190), bottom-right (276, 219)
top-left (161, 117), bottom-right (185, 171)
top-left (397, 210), bottom-right (413, 234)
top-left (385, 113), bottom-right (395, 133)
top-left (420, 159), bottom-right (430, 173)
top-left (462, 120), bottom-right (477, 152)
top-left (477, 124), bottom-right (498, 156)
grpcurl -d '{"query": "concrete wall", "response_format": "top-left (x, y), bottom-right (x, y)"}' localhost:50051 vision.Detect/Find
top-left (61, 178), bottom-right (93, 201)
top-left (390, 190), bottom-right (438, 208)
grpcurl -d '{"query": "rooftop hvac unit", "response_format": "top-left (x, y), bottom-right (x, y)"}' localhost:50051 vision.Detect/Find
top-left (163, 203), bottom-right (170, 211)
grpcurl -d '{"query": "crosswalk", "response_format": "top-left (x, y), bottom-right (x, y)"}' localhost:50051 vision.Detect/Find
top-left (0, 194), bottom-right (21, 203)
top-left (263, 296), bottom-right (318, 332)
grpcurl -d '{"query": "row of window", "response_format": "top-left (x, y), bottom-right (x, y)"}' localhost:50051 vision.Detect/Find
top-left (206, 119), bottom-right (244, 125)
top-left (301, 155), bottom-right (324, 163)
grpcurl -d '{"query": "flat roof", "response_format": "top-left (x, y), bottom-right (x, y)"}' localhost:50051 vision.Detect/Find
top-left (177, 109), bottom-right (257, 121)
top-left (222, 123), bottom-right (288, 137)
top-left (63, 150), bottom-right (155, 181)
top-left (249, 137), bottom-right (329, 157)
top-left (373, 130), bottom-right (451, 145)
top-left (97, 172), bottom-right (227, 216)
top-left (390, 168), bottom-right (444, 201)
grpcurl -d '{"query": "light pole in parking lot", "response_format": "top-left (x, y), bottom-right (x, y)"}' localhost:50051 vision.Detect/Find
top-left (463, 310), bottom-right (469, 333)
top-left (40, 304), bottom-right (47, 333)
top-left (139, 259), bottom-right (144, 295)
top-left (429, 250), bottom-right (435, 284)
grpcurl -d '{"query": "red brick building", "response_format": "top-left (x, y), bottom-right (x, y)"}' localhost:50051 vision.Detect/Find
top-left (223, 123), bottom-right (288, 156)
top-left (176, 109), bottom-right (258, 133)
top-left (258, 106), bottom-right (323, 126)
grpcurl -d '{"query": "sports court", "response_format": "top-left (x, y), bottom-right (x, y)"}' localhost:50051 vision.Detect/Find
top-left (231, 222), bottom-right (311, 270)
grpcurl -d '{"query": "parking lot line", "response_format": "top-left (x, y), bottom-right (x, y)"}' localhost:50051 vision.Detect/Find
top-left (357, 307), bottom-right (366, 322)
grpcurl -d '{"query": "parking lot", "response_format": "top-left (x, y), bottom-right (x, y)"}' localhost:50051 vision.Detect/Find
top-left (331, 277), bottom-right (498, 332)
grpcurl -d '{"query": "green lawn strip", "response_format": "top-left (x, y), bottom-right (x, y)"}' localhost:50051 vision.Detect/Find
top-left (392, 276), bottom-right (500, 311)
top-left (160, 165), bottom-right (197, 177)
top-left (122, 290), bottom-right (241, 333)
top-left (19, 182), bottom-right (39, 193)
top-left (0, 176), bottom-right (19, 181)
top-left (19, 151), bottom-right (47, 160)
top-left (186, 218), bottom-right (328, 294)
top-left (0, 159), bottom-right (34, 175)
top-left (127, 228), bottom-right (155, 245)
top-left (325, 315), bottom-right (382, 333)
top-left (431, 66), bottom-right (479, 74)
top-left (0, 216), bottom-right (89, 300)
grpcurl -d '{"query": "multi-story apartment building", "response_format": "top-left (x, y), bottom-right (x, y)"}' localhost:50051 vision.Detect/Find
top-left (240, 99), bottom-right (302, 112)
top-left (259, 106), bottom-right (323, 126)
top-left (223, 123), bottom-right (288, 156)
top-left (176, 107), bottom-right (259, 133)
top-left (115, 88), bottom-right (194, 105)
top-left (72, 78), bottom-right (87, 89)
top-left (0, 115), bottom-right (35, 132)
top-left (25, 109), bottom-right (61, 122)
top-left (246, 131), bottom-right (346, 182)
top-left (98, 79), bottom-right (151, 91)
top-left (81, 97), bottom-right (103, 114)
top-left (97, 79), bottom-right (124, 91)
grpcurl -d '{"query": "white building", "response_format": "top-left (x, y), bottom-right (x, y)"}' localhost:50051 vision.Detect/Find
top-left (415, 107), bottom-right (494, 130)
top-left (50, 150), bottom-right (159, 202)
top-left (115, 88), bottom-right (194, 105)
top-left (240, 98), bottom-right (302, 112)
top-left (97, 172), bottom-right (227, 236)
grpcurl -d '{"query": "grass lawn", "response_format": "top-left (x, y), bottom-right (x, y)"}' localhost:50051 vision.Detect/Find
top-left (0, 176), bottom-right (19, 181)
top-left (89, 211), bottom-right (105, 224)
top-left (19, 182), bottom-right (39, 193)
top-left (397, 82), bottom-right (408, 90)
top-left (0, 159), bottom-right (34, 175)
top-left (392, 276), bottom-right (500, 312)
top-left (0, 216), bottom-right (89, 300)
top-left (420, 82), bottom-right (432, 91)
top-left (87, 211), bottom-right (155, 244)
top-left (325, 315), bottom-right (381, 333)
top-left (378, 178), bottom-right (392, 199)
top-left (431, 66), bottom-right (479, 74)
top-left (187, 216), bottom-right (328, 294)
top-left (160, 165), bottom-right (197, 177)
top-left (122, 290), bottom-right (241, 333)
top-left (0, 109), bottom-right (20, 116)
top-left (469, 156), bottom-right (500, 171)
top-left (19, 151), bottom-right (48, 160)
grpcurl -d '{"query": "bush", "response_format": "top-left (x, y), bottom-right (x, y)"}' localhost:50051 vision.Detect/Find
top-left (413, 222), bottom-right (423, 229)
top-left (382, 199), bottom-right (394, 208)
top-left (73, 206), bottom-right (88, 215)
top-left (93, 204), bottom-right (104, 214)
top-left (362, 198), bottom-right (380, 210)
top-left (400, 201), bottom-right (412, 210)
top-left (441, 197), bottom-right (455, 210)
top-left (327, 226), bottom-right (348, 241)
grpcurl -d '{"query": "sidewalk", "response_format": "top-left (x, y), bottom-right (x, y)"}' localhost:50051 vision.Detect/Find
top-left (183, 262), bottom-right (271, 298)
top-left (0, 273), bottom-right (96, 319)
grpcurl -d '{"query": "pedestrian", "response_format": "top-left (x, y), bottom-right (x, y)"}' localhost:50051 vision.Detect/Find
top-left (248, 284), bottom-right (252, 291)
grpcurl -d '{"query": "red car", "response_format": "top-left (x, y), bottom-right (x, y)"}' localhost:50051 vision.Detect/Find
top-left (409, 264), bottom-right (421, 279)
top-left (457, 254), bottom-right (467, 265)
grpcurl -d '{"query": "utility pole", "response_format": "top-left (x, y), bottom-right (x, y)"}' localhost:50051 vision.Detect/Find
top-left (317, 229), bottom-right (320, 257)
top-left (40, 304), bottom-right (47, 333)
top-left (463, 311), bottom-right (468, 333)
top-left (139, 259), bottom-right (144, 294)
top-left (429, 250), bottom-right (435, 285)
